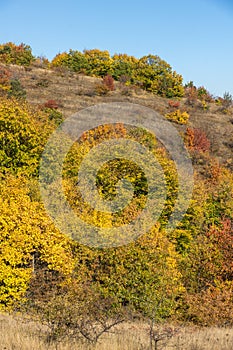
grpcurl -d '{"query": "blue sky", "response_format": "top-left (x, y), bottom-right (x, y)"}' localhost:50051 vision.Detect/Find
top-left (0, 0), bottom-right (232, 97)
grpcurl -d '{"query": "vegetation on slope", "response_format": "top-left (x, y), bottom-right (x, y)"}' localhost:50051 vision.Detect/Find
top-left (0, 42), bottom-right (233, 348)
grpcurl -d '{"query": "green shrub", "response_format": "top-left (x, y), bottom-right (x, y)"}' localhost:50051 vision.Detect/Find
top-left (44, 107), bottom-right (63, 125)
top-left (223, 91), bottom-right (233, 108)
top-left (51, 49), bottom-right (184, 97)
top-left (8, 79), bottom-right (26, 99)
top-left (51, 50), bottom-right (90, 74)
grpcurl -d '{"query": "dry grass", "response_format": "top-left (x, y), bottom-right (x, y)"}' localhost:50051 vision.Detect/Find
top-left (0, 313), bottom-right (232, 350)
top-left (2, 62), bottom-right (233, 170)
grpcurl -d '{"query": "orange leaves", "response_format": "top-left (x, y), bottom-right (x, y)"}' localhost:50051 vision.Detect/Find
top-left (43, 99), bottom-right (59, 109)
top-left (80, 123), bottom-right (127, 145)
top-left (185, 127), bottom-right (210, 153)
top-left (207, 218), bottom-right (233, 281)
top-left (168, 100), bottom-right (180, 109)
top-left (185, 281), bottom-right (233, 326)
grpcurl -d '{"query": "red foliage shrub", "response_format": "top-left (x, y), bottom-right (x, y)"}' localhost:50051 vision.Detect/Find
top-left (168, 100), bottom-right (180, 108)
top-left (44, 99), bottom-right (59, 109)
top-left (102, 74), bottom-right (115, 91)
top-left (186, 127), bottom-right (210, 153)
top-left (207, 218), bottom-right (233, 281)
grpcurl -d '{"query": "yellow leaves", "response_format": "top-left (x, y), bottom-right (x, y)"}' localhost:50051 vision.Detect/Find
top-left (0, 179), bottom-right (35, 308)
top-left (112, 53), bottom-right (139, 65)
top-left (50, 52), bottom-right (70, 67)
top-left (83, 49), bottom-right (113, 77)
top-left (84, 49), bottom-right (111, 61)
top-left (0, 97), bottom-right (55, 176)
top-left (165, 109), bottom-right (189, 124)
top-left (0, 176), bottom-right (76, 309)
top-left (0, 263), bottom-right (31, 310)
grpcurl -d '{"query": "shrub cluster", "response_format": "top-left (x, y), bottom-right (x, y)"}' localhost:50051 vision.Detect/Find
top-left (165, 109), bottom-right (189, 124)
top-left (185, 127), bottom-right (211, 153)
top-left (1, 42), bottom-right (233, 348)
top-left (8, 79), bottom-right (27, 99)
top-left (42, 99), bottom-right (63, 125)
top-left (0, 68), bottom-right (26, 99)
top-left (168, 100), bottom-right (180, 108)
top-left (0, 42), bottom-right (34, 66)
top-left (51, 49), bottom-right (184, 97)
top-left (184, 82), bottom-right (216, 113)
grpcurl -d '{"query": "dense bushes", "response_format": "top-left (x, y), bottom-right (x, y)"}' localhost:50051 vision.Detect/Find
top-left (0, 42), bottom-right (233, 333)
top-left (0, 42), bottom-right (188, 97)
top-left (0, 67), bottom-right (26, 99)
top-left (0, 41), bottom-right (184, 97)
top-left (1, 95), bottom-right (233, 327)
top-left (0, 42), bottom-right (34, 66)
top-left (51, 49), bottom-right (184, 97)
top-left (0, 176), bottom-right (75, 310)
top-left (0, 97), bottom-right (55, 176)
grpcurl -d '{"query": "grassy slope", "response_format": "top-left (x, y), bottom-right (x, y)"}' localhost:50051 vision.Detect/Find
top-left (3, 62), bottom-right (233, 169)
top-left (1, 63), bottom-right (233, 349)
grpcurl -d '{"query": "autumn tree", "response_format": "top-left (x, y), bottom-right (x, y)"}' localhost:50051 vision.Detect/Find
top-left (0, 42), bottom-right (34, 66)
top-left (83, 49), bottom-right (113, 77)
top-left (134, 55), bottom-right (184, 97)
top-left (112, 53), bottom-right (139, 82)
top-left (0, 97), bottom-right (55, 177)
top-left (0, 176), bottom-right (75, 310)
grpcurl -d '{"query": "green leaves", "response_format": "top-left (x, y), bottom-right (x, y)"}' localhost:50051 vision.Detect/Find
top-left (0, 42), bottom-right (34, 66)
top-left (51, 49), bottom-right (184, 97)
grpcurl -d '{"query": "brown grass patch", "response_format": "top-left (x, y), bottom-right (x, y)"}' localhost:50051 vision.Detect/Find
top-left (0, 313), bottom-right (232, 350)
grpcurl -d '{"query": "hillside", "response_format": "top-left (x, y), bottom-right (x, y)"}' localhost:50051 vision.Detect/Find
top-left (0, 43), bottom-right (233, 349)
top-left (3, 61), bottom-right (233, 168)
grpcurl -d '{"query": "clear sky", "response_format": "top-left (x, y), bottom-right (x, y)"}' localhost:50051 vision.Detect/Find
top-left (0, 0), bottom-right (232, 97)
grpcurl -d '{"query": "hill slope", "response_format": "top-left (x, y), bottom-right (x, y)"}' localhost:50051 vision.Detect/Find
top-left (2, 62), bottom-right (232, 168)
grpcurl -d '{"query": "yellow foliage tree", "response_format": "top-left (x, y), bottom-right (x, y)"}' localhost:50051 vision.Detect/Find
top-left (0, 97), bottom-right (55, 177)
top-left (83, 49), bottom-right (113, 76)
top-left (0, 176), bottom-right (75, 310)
